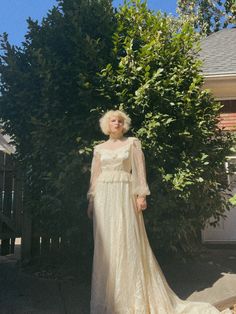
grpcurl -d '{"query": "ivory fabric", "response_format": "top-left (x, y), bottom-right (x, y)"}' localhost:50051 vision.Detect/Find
top-left (87, 137), bottom-right (231, 314)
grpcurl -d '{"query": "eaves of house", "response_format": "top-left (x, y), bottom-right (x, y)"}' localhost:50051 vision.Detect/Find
top-left (0, 132), bottom-right (15, 154)
top-left (200, 28), bottom-right (236, 130)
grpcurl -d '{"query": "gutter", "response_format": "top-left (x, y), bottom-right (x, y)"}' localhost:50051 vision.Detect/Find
top-left (203, 72), bottom-right (236, 79)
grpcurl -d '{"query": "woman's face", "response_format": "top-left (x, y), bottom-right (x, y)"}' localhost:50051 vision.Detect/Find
top-left (109, 115), bottom-right (124, 134)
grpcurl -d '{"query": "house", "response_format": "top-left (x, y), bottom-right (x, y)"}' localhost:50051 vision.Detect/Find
top-left (199, 28), bottom-right (236, 243)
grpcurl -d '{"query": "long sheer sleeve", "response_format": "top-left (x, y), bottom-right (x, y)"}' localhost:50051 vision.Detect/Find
top-left (131, 138), bottom-right (150, 197)
top-left (87, 147), bottom-right (101, 200)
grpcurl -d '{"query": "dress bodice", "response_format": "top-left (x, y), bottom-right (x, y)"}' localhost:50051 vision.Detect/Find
top-left (87, 137), bottom-right (150, 198)
top-left (96, 142), bottom-right (132, 173)
top-left (95, 141), bottom-right (132, 183)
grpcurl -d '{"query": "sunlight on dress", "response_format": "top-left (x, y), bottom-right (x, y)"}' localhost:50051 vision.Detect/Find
top-left (87, 137), bottom-right (231, 314)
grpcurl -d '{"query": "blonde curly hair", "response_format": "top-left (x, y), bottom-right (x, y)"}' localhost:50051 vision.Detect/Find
top-left (99, 110), bottom-right (131, 135)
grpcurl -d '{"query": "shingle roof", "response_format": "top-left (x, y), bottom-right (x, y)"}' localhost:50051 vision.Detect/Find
top-left (199, 28), bottom-right (236, 75)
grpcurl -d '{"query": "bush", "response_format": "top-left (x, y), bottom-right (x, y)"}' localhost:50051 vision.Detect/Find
top-left (0, 0), bottom-right (115, 267)
top-left (0, 0), bottom-right (233, 266)
top-left (98, 0), bottom-right (233, 254)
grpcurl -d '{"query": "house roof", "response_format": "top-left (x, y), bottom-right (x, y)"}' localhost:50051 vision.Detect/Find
top-left (0, 132), bottom-right (15, 154)
top-left (199, 28), bottom-right (236, 76)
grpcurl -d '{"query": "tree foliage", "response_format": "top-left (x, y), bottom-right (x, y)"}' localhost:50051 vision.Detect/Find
top-left (0, 0), bottom-right (233, 262)
top-left (98, 0), bottom-right (233, 254)
top-left (0, 0), bottom-right (115, 266)
top-left (177, 0), bottom-right (236, 35)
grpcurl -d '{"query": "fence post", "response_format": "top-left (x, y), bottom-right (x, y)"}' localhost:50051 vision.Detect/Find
top-left (21, 206), bottom-right (32, 263)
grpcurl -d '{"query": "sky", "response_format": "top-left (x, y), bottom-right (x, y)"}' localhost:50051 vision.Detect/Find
top-left (0, 0), bottom-right (177, 47)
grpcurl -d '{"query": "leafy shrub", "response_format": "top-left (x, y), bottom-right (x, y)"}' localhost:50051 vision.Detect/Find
top-left (98, 0), bottom-right (233, 254)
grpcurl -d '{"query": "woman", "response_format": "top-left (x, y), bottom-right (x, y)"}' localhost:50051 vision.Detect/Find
top-left (87, 109), bottom-right (231, 314)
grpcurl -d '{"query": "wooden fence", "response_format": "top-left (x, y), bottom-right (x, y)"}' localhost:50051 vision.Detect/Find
top-left (0, 150), bottom-right (89, 264)
top-left (0, 151), bottom-right (24, 256)
top-left (31, 235), bottom-right (74, 258)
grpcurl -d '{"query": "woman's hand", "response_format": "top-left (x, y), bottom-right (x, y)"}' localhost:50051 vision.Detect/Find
top-left (87, 198), bottom-right (94, 220)
top-left (136, 196), bottom-right (147, 212)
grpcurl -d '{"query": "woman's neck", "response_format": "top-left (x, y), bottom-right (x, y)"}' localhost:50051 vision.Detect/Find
top-left (109, 133), bottom-right (124, 141)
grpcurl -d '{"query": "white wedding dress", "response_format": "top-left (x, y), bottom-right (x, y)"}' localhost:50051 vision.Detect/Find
top-left (87, 137), bottom-right (231, 314)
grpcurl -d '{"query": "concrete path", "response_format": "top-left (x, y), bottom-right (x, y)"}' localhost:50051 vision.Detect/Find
top-left (162, 248), bottom-right (236, 304)
top-left (0, 253), bottom-right (90, 314)
top-left (0, 247), bottom-right (236, 313)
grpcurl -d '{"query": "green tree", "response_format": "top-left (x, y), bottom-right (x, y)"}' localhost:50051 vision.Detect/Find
top-left (99, 0), bottom-right (233, 254)
top-left (0, 0), bottom-right (115, 269)
top-left (0, 0), bottom-right (233, 262)
top-left (177, 0), bottom-right (236, 35)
